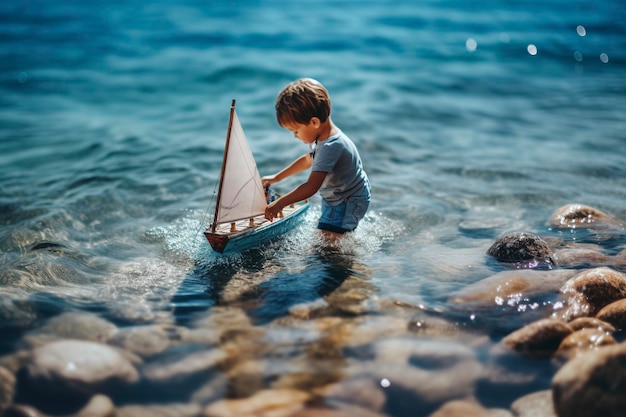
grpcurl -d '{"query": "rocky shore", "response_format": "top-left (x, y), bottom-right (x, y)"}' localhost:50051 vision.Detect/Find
top-left (1, 203), bottom-right (625, 417)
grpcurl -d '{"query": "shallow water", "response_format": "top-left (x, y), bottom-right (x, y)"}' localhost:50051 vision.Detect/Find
top-left (1, 0), bottom-right (626, 414)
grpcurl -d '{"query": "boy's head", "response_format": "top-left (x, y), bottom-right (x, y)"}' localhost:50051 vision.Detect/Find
top-left (275, 78), bottom-right (331, 127)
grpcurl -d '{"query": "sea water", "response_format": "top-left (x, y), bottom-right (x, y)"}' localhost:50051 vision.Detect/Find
top-left (1, 0), bottom-right (625, 413)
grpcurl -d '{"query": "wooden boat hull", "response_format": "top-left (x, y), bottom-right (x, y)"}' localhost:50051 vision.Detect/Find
top-left (205, 201), bottom-right (310, 254)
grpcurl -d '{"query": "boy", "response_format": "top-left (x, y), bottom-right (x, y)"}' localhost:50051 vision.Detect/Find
top-left (262, 78), bottom-right (371, 237)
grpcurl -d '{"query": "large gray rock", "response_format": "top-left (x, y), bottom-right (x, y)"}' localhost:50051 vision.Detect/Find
top-left (552, 343), bottom-right (626, 417)
top-left (108, 325), bottom-right (172, 358)
top-left (20, 312), bottom-right (117, 349)
top-left (360, 337), bottom-right (483, 416)
top-left (23, 339), bottom-right (139, 398)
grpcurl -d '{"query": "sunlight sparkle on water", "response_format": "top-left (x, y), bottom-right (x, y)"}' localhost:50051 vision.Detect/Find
top-left (576, 25), bottom-right (586, 36)
top-left (465, 38), bottom-right (477, 52)
top-left (527, 44), bottom-right (538, 56)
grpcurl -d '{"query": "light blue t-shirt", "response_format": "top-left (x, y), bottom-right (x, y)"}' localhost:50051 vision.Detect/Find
top-left (310, 130), bottom-right (370, 205)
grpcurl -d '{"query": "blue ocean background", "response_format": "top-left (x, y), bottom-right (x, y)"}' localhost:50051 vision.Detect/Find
top-left (1, 0), bottom-right (625, 413)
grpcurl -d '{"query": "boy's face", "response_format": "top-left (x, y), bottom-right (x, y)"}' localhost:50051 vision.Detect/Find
top-left (282, 118), bottom-right (320, 145)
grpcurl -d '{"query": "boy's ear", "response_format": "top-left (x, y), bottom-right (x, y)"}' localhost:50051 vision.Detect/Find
top-left (309, 117), bottom-right (321, 128)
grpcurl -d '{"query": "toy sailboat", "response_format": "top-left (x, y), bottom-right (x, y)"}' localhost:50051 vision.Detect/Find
top-left (204, 100), bottom-right (309, 254)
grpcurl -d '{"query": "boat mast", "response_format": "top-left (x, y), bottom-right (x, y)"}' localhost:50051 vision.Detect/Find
top-left (211, 99), bottom-right (236, 233)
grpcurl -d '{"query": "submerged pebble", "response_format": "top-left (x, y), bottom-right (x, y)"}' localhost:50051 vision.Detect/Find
top-left (552, 343), bottom-right (626, 417)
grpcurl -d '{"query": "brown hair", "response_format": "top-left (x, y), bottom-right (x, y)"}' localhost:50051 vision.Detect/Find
top-left (275, 78), bottom-right (331, 126)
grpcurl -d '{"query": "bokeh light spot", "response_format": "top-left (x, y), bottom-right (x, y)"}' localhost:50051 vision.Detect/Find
top-left (527, 44), bottom-right (537, 55)
top-left (466, 38), bottom-right (477, 52)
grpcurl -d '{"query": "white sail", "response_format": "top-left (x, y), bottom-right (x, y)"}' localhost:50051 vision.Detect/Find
top-left (215, 110), bottom-right (267, 225)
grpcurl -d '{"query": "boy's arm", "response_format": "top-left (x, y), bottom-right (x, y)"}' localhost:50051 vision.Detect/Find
top-left (264, 171), bottom-right (326, 220)
top-left (262, 153), bottom-right (312, 188)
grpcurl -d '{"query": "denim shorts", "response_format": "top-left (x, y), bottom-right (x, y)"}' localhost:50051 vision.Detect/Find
top-left (317, 194), bottom-right (370, 234)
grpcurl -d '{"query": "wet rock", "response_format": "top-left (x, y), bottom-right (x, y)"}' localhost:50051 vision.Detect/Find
top-left (554, 328), bottom-right (616, 363)
top-left (289, 405), bottom-right (386, 417)
top-left (314, 376), bottom-right (386, 412)
top-left (486, 232), bottom-right (554, 266)
top-left (449, 269), bottom-right (575, 310)
top-left (202, 388), bottom-right (310, 417)
top-left (502, 318), bottom-right (573, 359)
top-left (559, 267), bottom-right (626, 318)
top-left (478, 343), bottom-right (556, 409)
top-left (224, 359), bottom-right (268, 399)
top-left (552, 247), bottom-right (614, 269)
top-left (8, 392), bottom-right (115, 417)
top-left (335, 315), bottom-right (408, 348)
top-left (22, 340), bottom-right (139, 400)
top-left (428, 399), bottom-right (512, 417)
top-left (0, 366), bottom-right (16, 414)
top-left (105, 301), bottom-right (156, 324)
top-left (20, 312), bottom-right (117, 349)
top-left (510, 390), bottom-right (556, 417)
top-left (7, 395), bottom-right (116, 417)
top-left (0, 351), bottom-right (30, 374)
top-left (109, 325), bottom-right (173, 358)
top-left (566, 317), bottom-right (616, 333)
top-left (142, 347), bottom-right (228, 385)
top-left (552, 343), bottom-right (626, 417)
top-left (595, 298), bottom-right (626, 330)
top-left (288, 299), bottom-right (331, 319)
top-left (361, 338), bottom-right (483, 416)
top-left (548, 203), bottom-right (623, 230)
top-left (190, 372), bottom-right (229, 405)
top-left (116, 402), bottom-right (202, 417)
top-left (0, 296), bottom-right (37, 330)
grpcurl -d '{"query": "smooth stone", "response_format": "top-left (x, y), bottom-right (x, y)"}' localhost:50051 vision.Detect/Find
top-left (362, 338), bottom-right (483, 416)
top-left (116, 403), bottom-right (202, 417)
top-left (428, 399), bottom-right (513, 417)
top-left (0, 296), bottom-right (37, 330)
top-left (510, 390), bottom-right (556, 417)
top-left (560, 267), bottom-right (626, 317)
top-left (552, 247), bottom-right (614, 268)
top-left (202, 388), bottom-right (310, 417)
top-left (566, 317), bottom-right (616, 333)
top-left (105, 301), bottom-right (155, 324)
top-left (289, 405), bottom-right (386, 417)
top-left (108, 325), bottom-right (172, 358)
top-left (547, 203), bottom-right (623, 230)
top-left (20, 312), bottom-right (117, 349)
top-left (24, 340), bottom-right (139, 398)
top-left (486, 232), bottom-right (553, 264)
top-left (0, 366), bottom-right (16, 413)
top-left (552, 343), bottom-right (626, 417)
top-left (554, 328), bottom-right (616, 362)
top-left (595, 298), bottom-right (626, 331)
top-left (449, 269), bottom-right (575, 309)
top-left (142, 348), bottom-right (228, 384)
top-left (314, 376), bottom-right (386, 412)
top-left (502, 318), bottom-right (573, 359)
top-left (6, 394), bottom-right (115, 417)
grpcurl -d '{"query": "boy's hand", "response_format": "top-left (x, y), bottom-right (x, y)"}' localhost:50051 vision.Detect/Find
top-left (264, 200), bottom-right (282, 221)
top-left (261, 175), bottom-right (276, 189)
